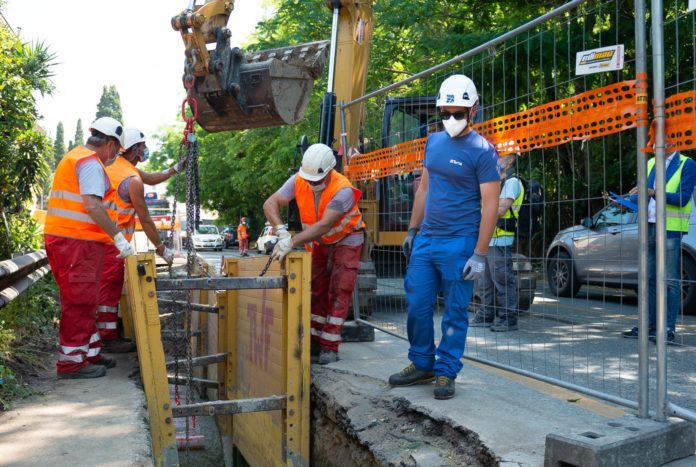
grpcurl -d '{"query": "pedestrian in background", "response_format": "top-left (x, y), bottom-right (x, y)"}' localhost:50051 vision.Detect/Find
top-left (237, 216), bottom-right (249, 256)
top-left (97, 128), bottom-right (183, 353)
top-left (388, 75), bottom-right (501, 399)
top-left (470, 152), bottom-right (523, 332)
top-left (44, 117), bottom-right (135, 379)
top-left (263, 143), bottom-right (364, 365)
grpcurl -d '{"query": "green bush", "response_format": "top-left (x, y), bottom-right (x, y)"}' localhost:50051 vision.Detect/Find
top-left (0, 274), bottom-right (59, 410)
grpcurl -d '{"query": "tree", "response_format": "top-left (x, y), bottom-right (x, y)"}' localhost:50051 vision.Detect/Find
top-left (95, 85), bottom-right (123, 123)
top-left (69, 118), bottom-right (84, 150)
top-left (0, 26), bottom-right (55, 258)
top-left (53, 122), bottom-right (65, 167)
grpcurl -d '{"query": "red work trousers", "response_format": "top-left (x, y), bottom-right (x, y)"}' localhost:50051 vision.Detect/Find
top-left (310, 243), bottom-right (362, 351)
top-left (97, 244), bottom-right (124, 341)
top-left (238, 238), bottom-right (249, 256)
top-left (45, 235), bottom-right (106, 374)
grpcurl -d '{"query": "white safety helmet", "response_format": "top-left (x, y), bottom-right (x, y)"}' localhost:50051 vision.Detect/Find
top-left (122, 127), bottom-right (146, 151)
top-left (436, 74), bottom-right (478, 108)
top-left (89, 117), bottom-right (125, 147)
top-left (298, 143), bottom-right (336, 182)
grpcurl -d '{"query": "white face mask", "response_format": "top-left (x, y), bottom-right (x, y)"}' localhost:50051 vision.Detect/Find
top-left (442, 116), bottom-right (468, 138)
top-left (310, 182), bottom-right (326, 192)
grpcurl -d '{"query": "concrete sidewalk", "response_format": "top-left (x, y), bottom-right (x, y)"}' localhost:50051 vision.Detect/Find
top-left (0, 353), bottom-right (151, 467)
top-left (327, 330), bottom-right (696, 466)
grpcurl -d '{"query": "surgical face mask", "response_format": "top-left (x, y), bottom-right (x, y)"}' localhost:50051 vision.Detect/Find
top-left (442, 116), bottom-right (468, 138)
top-left (310, 182), bottom-right (326, 192)
top-left (141, 147), bottom-right (150, 162)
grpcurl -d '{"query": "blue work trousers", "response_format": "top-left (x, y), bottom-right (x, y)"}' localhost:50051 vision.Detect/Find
top-left (405, 235), bottom-right (476, 379)
top-left (647, 224), bottom-right (681, 332)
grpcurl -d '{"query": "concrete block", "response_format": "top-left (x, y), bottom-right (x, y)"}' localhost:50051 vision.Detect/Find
top-left (544, 415), bottom-right (696, 467)
top-left (341, 321), bottom-right (375, 342)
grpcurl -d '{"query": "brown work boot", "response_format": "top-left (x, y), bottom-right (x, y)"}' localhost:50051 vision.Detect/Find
top-left (102, 338), bottom-right (136, 354)
top-left (58, 364), bottom-right (107, 380)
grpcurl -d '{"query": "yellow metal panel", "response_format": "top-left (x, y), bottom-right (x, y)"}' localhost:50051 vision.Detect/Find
top-left (119, 292), bottom-right (133, 340)
top-left (124, 254), bottom-right (178, 466)
top-left (378, 230), bottom-right (407, 246)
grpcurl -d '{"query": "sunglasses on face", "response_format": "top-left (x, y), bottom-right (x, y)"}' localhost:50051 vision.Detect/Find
top-left (439, 110), bottom-right (468, 121)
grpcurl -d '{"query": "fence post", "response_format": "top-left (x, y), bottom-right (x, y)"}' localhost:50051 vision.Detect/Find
top-left (284, 252), bottom-right (311, 465)
top-left (124, 254), bottom-right (178, 465)
top-left (650, 0), bottom-right (668, 422)
top-left (634, 0), bottom-right (650, 420)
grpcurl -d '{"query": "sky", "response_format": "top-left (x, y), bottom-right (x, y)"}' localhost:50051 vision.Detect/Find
top-left (2, 0), bottom-right (272, 144)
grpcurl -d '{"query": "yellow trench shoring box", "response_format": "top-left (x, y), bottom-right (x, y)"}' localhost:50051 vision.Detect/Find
top-left (124, 252), bottom-right (311, 467)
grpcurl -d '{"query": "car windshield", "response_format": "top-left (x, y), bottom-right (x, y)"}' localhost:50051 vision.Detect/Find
top-left (197, 225), bottom-right (219, 235)
top-left (594, 204), bottom-right (635, 228)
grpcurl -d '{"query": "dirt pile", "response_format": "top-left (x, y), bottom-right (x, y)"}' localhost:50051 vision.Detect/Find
top-left (311, 367), bottom-right (498, 466)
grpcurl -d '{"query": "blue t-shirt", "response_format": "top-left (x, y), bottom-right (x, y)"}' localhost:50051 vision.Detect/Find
top-left (420, 130), bottom-right (500, 237)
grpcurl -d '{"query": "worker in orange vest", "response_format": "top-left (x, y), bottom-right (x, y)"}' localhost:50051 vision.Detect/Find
top-left (97, 128), bottom-right (185, 353)
top-left (237, 216), bottom-right (249, 256)
top-left (264, 143), bottom-right (364, 365)
top-left (44, 117), bottom-right (135, 379)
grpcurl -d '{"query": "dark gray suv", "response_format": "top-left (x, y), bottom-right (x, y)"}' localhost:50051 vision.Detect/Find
top-left (546, 201), bottom-right (696, 314)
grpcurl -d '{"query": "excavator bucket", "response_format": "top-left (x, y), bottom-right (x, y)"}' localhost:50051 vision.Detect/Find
top-left (190, 39), bottom-right (329, 133)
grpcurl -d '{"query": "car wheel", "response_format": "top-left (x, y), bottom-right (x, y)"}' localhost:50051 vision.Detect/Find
top-left (547, 251), bottom-right (580, 297)
top-left (681, 254), bottom-right (696, 315)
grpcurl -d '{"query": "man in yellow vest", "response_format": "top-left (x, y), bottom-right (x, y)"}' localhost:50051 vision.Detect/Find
top-left (97, 128), bottom-right (183, 353)
top-left (622, 148), bottom-right (696, 344)
top-left (44, 117), bottom-right (135, 379)
top-left (263, 143), bottom-right (364, 365)
top-left (470, 153), bottom-right (523, 331)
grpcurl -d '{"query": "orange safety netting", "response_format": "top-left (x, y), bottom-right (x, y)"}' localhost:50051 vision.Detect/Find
top-left (345, 79), bottom-right (648, 182)
top-left (644, 90), bottom-right (696, 153)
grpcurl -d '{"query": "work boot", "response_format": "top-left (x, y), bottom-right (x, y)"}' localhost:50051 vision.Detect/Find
top-left (490, 319), bottom-right (518, 332)
top-left (388, 363), bottom-right (435, 387)
top-left (469, 313), bottom-right (494, 328)
top-left (433, 375), bottom-right (455, 400)
top-left (58, 364), bottom-right (107, 380)
top-left (650, 330), bottom-right (676, 345)
top-left (96, 356), bottom-right (117, 369)
top-left (318, 350), bottom-right (339, 365)
top-left (102, 338), bottom-right (136, 354)
top-left (622, 327), bottom-right (656, 339)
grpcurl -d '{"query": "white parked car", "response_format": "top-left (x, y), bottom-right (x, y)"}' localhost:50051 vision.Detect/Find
top-left (256, 223), bottom-right (278, 254)
top-left (192, 225), bottom-right (224, 251)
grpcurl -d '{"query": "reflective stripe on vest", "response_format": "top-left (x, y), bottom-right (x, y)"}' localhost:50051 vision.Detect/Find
top-left (493, 179), bottom-right (525, 238)
top-left (105, 156), bottom-right (141, 241)
top-left (44, 146), bottom-right (117, 243)
top-left (294, 171), bottom-right (364, 248)
top-left (647, 154), bottom-right (692, 232)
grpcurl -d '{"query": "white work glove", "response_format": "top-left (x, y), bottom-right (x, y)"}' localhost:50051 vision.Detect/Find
top-left (402, 227), bottom-right (418, 261)
top-left (113, 232), bottom-right (135, 259)
top-left (160, 246), bottom-right (174, 266)
top-left (271, 236), bottom-right (293, 262)
top-left (275, 224), bottom-right (291, 241)
top-left (462, 251), bottom-right (486, 281)
top-left (172, 154), bottom-right (188, 173)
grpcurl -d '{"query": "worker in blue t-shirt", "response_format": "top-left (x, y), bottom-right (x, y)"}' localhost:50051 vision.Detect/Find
top-left (388, 75), bottom-right (501, 400)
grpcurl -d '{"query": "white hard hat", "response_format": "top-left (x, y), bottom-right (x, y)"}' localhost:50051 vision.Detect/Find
top-left (436, 74), bottom-right (478, 108)
top-left (89, 117), bottom-right (125, 147)
top-left (298, 143), bottom-right (336, 182)
top-left (122, 127), bottom-right (146, 151)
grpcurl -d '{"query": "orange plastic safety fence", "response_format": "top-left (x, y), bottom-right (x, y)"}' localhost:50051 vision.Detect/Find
top-left (345, 79), bottom-right (648, 182)
top-left (644, 91), bottom-right (696, 153)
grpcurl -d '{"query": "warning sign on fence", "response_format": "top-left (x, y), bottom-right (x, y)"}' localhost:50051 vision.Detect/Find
top-left (575, 44), bottom-right (624, 76)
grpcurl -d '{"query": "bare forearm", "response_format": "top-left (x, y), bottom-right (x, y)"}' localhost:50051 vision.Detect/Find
top-left (409, 189), bottom-right (426, 229)
top-left (476, 204), bottom-right (498, 254)
top-left (139, 168), bottom-right (175, 186)
top-left (140, 218), bottom-right (162, 248)
top-left (86, 205), bottom-right (118, 238)
top-left (263, 196), bottom-right (285, 226)
top-left (292, 223), bottom-right (331, 247)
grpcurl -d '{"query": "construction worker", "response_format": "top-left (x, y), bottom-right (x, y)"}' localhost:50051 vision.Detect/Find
top-left (622, 132), bottom-right (696, 344)
top-left (388, 75), bottom-right (501, 399)
top-left (237, 216), bottom-right (249, 256)
top-left (44, 117), bottom-right (135, 379)
top-left (263, 143), bottom-right (364, 365)
top-left (97, 128), bottom-right (183, 353)
top-left (470, 152), bottom-right (523, 331)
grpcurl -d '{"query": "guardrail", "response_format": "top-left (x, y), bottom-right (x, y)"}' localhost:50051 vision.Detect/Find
top-left (0, 250), bottom-right (50, 309)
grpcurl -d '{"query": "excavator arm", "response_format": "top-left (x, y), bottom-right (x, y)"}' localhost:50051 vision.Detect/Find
top-left (172, 0), bottom-right (330, 132)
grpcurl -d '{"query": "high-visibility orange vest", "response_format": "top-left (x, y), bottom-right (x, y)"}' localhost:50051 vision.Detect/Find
top-left (44, 146), bottom-right (118, 243)
top-left (294, 171), bottom-right (364, 248)
top-left (237, 224), bottom-right (248, 240)
top-left (105, 156), bottom-right (140, 241)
